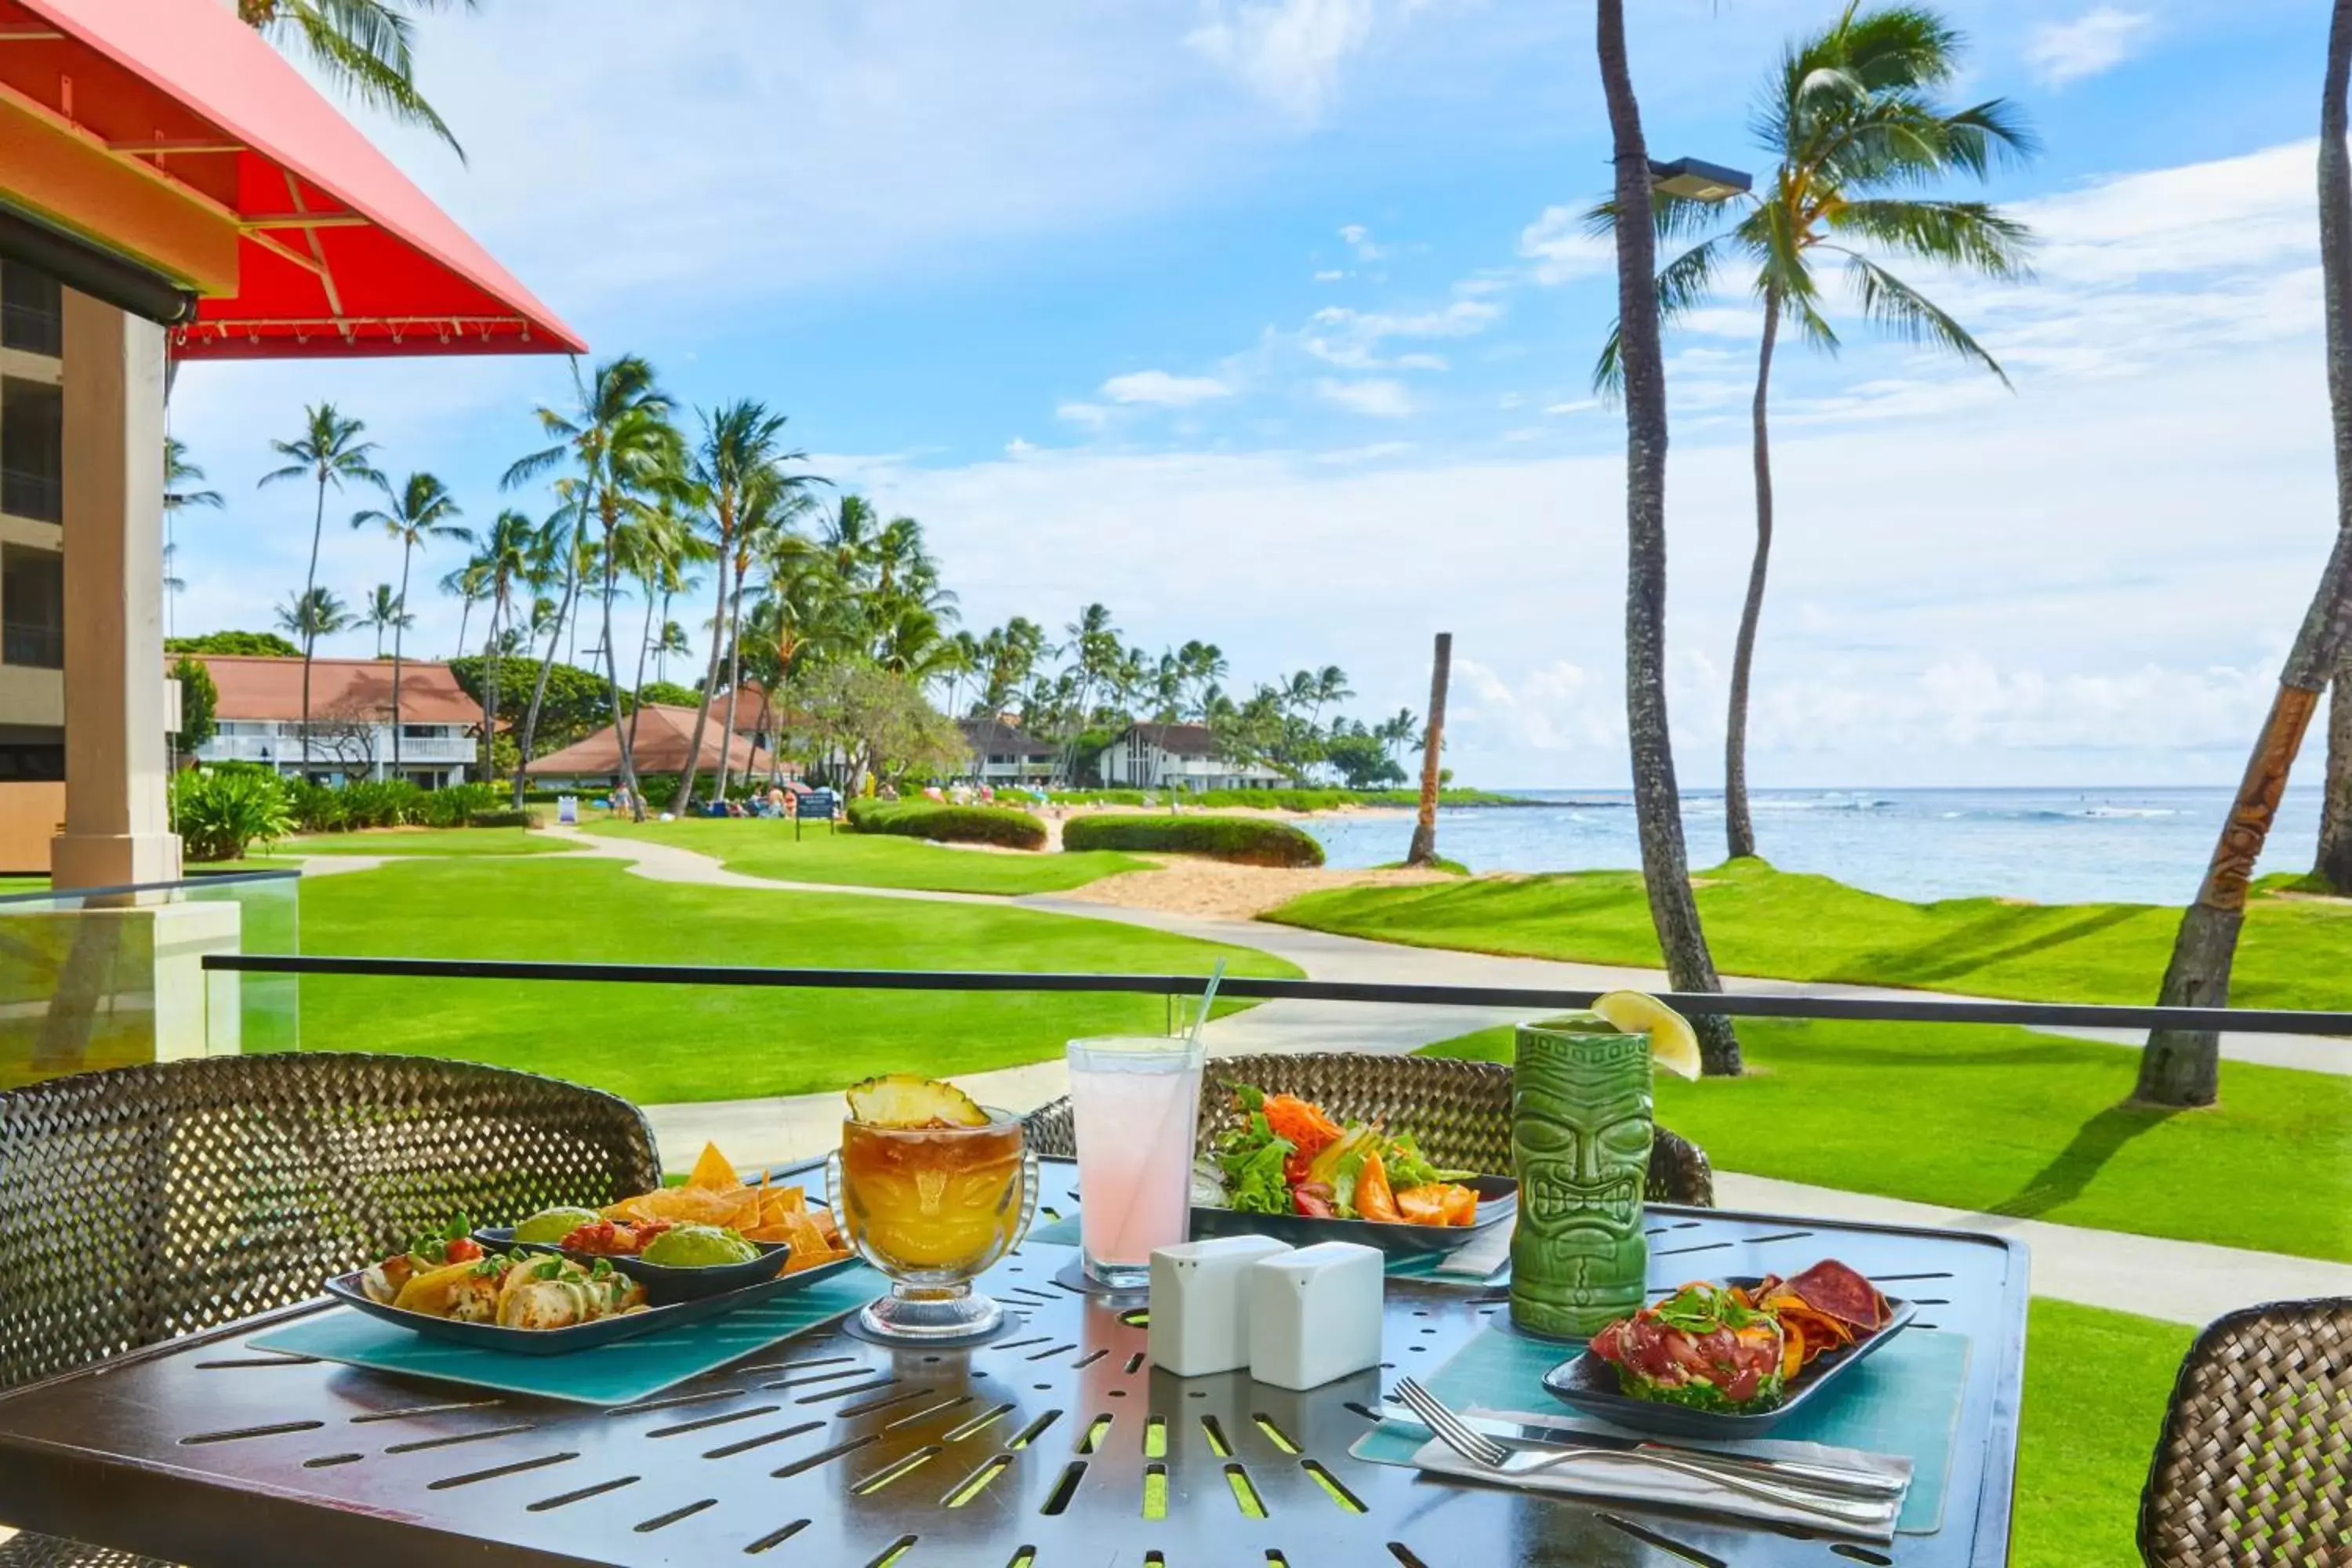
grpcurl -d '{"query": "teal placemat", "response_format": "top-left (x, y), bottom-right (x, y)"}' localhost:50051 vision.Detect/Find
top-left (250, 1266), bottom-right (886, 1406)
top-left (1028, 1216), bottom-right (1494, 1280)
top-left (1349, 1323), bottom-right (1970, 1534)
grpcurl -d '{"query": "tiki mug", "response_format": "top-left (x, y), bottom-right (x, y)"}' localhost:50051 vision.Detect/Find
top-left (1508, 1014), bottom-right (1654, 1339)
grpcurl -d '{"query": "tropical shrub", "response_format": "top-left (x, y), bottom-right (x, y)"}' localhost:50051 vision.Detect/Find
top-left (848, 800), bottom-right (1047, 850)
top-left (169, 655), bottom-right (219, 753)
top-left (336, 779), bottom-right (424, 829)
top-left (172, 767), bottom-right (295, 862)
top-left (1062, 815), bottom-right (1324, 867)
top-left (165, 630), bottom-right (300, 658)
top-left (466, 808), bottom-right (535, 829)
top-left (413, 782), bottom-right (503, 827)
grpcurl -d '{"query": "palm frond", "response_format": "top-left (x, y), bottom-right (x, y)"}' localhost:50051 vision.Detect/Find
top-left (501, 445), bottom-right (567, 490)
top-left (1940, 98), bottom-right (2041, 176)
top-left (274, 0), bottom-right (464, 157)
top-left (1592, 235), bottom-right (1735, 397)
top-left (1582, 190), bottom-right (1737, 245)
top-left (1826, 199), bottom-right (2034, 278)
top-left (1838, 251), bottom-right (2010, 387)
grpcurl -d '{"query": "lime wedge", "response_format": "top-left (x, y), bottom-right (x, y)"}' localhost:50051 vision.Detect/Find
top-left (1590, 991), bottom-right (1703, 1081)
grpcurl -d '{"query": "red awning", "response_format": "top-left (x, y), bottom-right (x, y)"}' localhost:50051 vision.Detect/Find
top-left (0, 0), bottom-right (583, 358)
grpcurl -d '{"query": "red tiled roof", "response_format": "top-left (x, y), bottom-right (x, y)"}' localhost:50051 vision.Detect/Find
top-left (193, 655), bottom-right (479, 724)
top-left (523, 704), bottom-right (794, 779)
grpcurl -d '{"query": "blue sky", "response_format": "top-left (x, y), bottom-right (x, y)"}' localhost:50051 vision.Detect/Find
top-left (170, 0), bottom-right (2346, 788)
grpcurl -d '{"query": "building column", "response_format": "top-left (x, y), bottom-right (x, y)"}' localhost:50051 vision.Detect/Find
top-left (51, 289), bottom-right (180, 891)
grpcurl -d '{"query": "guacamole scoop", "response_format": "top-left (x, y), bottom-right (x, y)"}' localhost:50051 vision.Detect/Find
top-left (513, 1207), bottom-right (600, 1245)
top-left (641, 1224), bottom-right (760, 1269)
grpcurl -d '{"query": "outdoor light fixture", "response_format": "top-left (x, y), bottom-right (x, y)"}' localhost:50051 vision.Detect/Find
top-left (1649, 157), bottom-right (1752, 202)
top-left (0, 202), bottom-right (200, 326)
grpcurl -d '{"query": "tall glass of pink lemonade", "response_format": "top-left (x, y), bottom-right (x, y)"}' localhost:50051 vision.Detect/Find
top-left (1065, 1035), bottom-right (1205, 1290)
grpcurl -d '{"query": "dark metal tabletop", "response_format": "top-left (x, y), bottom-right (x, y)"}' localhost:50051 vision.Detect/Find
top-left (0, 1159), bottom-right (2028, 1567)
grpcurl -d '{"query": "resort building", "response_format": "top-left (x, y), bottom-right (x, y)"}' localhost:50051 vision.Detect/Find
top-left (1100, 721), bottom-right (1286, 792)
top-left (522, 702), bottom-right (793, 792)
top-left (189, 655), bottom-right (480, 787)
top-left (958, 717), bottom-right (1057, 786)
top-left (0, 257), bottom-right (64, 871)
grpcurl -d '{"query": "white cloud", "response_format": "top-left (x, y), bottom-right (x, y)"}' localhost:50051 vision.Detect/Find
top-left (1302, 299), bottom-right (1502, 367)
top-left (1338, 222), bottom-right (1390, 260)
top-left (1544, 398), bottom-right (1597, 416)
top-left (2025, 7), bottom-right (2153, 87)
top-left (1188, 0), bottom-right (1379, 118)
top-left (1314, 268), bottom-right (1348, 281)
top-left (1314, 377), bottom-right (1414, 416)
top-left (1004, 437), bottom-right (1039, 456)
top-left (1519, 204), bottom-right (1616, 285)
top-left (1100, 370), bottom-right (1236, 406)
top-left (1055, 401), bottom-right (1110, 427)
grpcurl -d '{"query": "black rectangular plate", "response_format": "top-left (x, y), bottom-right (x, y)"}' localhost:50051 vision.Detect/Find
top-left (472, 1227), bottom-right (799, 1302)
top-left (1541, 1281), bottom-right (1918, 1437)
top-left (1190, 1173), bottom-right (1517, 1257)
top-left (321, 1254), bottom-right (858, 1357)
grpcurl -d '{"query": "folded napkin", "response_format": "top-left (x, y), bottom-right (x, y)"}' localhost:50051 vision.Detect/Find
top-left (1406, 1407), bottom-right (1911, 1542)
top-left (1431, 1219), bottom-right (1514, 1279)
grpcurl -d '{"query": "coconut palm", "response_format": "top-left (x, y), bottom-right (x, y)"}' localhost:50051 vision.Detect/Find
top-left (466, 509), bottom-right (539, 783)
top-left (353, 472), bottom-right (466, 775)
top-left (2143, 0), bottom-right (2352, 1106)
top-left (716, 472), bottom-right (824, 797)
top-left (1595, 3), bottom-right (2035, 862)
top-left (506, 488), bottom-right (583, 805)
top-left (619, 493), bottom-right (702, 764)
top-left (162, 437), bottom-right (220, 624)
top-left (1595, 0), bottom-right (1743, 1076)
top-left (440, 557), bottom-right (489, 655)
top-left (236, 0), bottom-right (474, 156)
top-left (652, 619), bottom-right (692, 684)
top-left (506, 356), bottom-right (684, 820)
top-left (273, 587), bottom-right (353, 772)
top-left (675, 403), bottom-right (824, 812)
top-left (357, 582), bottom-right (412, 658)
top-left (260, 404), bottom-right (382, 778)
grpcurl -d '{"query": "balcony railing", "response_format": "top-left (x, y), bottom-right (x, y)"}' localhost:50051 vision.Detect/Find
top-left (0, 468), bottom-right (60, 524)
top-left (198, 731), bottom-right (477, 766)
top-left (0, 302), bottom-right (62, 358)
top-left (2, 622), bottom-right (61, 669)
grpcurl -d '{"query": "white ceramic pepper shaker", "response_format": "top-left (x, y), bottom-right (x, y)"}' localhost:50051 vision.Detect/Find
top-left (1247, 1240), bottom-right (1384, 1391)
top-left (1148, 1235), bottom-right (1292, 1377)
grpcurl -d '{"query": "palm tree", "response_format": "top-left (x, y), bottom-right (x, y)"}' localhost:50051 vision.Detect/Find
top-left (1596, 3), bottom-right (2035, 861)
top-left (260, 405), bottom-right (382, 779)
top-left (273, 587), bottom-right (352, 773)
top-left (440, 557), bottom-right (489, 655)
top-left (357, 583), bottom-right (411, 658)
top-left (467, 509), bottom-right (538, 786)
top-left (162, 437), bottom-right (220, 630)
top-left (1595, 0), bottom-right (1742, 1076)
top-left (506, 356), bottom-right (682, 821)
top-left (2142, 0), bottom-right (2352, 1107)
top-left (652, 619), bottom-right (692, 684)
top-left (506, 487), bottom-right (584, 808)
top-left (676, 403), bottom-right (822, 812)
top-left (236, 0), bottom-right (474, 156)
top-left (353, 472), bottom-right (466, 776)
top-left (619, 493), bottom-right (699, 765)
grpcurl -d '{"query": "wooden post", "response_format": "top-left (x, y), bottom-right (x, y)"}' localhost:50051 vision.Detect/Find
top-left (1405, 633), bottom-right (1451, 867)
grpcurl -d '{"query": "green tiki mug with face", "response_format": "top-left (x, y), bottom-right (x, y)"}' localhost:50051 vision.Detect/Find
top-left (1509, 1013), bottom-right (1653, 1339)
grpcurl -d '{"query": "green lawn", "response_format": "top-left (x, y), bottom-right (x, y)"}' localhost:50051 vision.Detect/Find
top-left (586, 818), bottom-right (1154, 895)
top-left (1269, 856), bottom-right (2352, 1011)
top-left (1420, 1019), bottom-right (2352, 1261)
top-left (2013, 1301), bottom-right (2188, 1568)
top-left (278, 828), bottom-right (582, 856)
top-left (289, 856), bottom-right (1293, 1102)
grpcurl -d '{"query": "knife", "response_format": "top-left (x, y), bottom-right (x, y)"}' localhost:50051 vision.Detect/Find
top-left (1373, 1403), bottom-right (1909, 1499)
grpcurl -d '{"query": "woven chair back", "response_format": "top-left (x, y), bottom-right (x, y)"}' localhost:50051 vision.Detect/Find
top-left (2139, 1297), bottom-right (2352, 1568)
top-left (1022, 1050), bottom-right (1713, 1207)
top-left (0, 1053), bottom-right (660, 1390)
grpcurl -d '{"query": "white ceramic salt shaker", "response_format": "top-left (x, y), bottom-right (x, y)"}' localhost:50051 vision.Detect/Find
top-left (1149, 1235), bottom-right (1291, 1377)
top-left (1247, 1240), bottom-right (1384, 1391)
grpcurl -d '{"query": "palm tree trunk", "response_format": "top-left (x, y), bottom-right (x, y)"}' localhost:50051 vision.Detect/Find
top-left (1725, 296), bottom-right (1780, 862)
top-left (392, 543), bottom-right (412, 776)
top-left (594, 503), bottom-right (645, 821)
top-left (624, 576), bottom-right (659, 822)
top-left (716, 566), bottom-right (752, 799)
top-left (512, 540), bottom-right (581, 810)
top-left (676, 531), bottom-right (732, 812)
top-left (480, 595), bottom-right (503, 786)
top-left (1406, 632), bottom-right (1451, 866)
top-left (301, 475), bottom-right (325, 779)
top-left (1598, 0), bottom-right (1740, 1077)
top-left (456, 597), bottom-right (473, 664)
top-left (2317, 656), bottom-right (2352, 891)
top-left (2141, 0), bottom-right (2352, 1106)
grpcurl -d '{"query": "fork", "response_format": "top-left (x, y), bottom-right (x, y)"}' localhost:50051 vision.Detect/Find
top-left (1392, 1377), bottom-right (1896, 1530)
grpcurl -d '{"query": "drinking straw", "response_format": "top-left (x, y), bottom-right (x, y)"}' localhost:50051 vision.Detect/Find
top-left (1186, 959), bottom-right (1227, 1045)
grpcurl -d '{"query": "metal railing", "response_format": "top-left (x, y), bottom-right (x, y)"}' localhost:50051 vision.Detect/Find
top-left (0, 467), bottom-right (60, 524)
top-left (198, 954), bottom-right (2352, 1036)
top-left (2, 621), bottom-right (60, 670)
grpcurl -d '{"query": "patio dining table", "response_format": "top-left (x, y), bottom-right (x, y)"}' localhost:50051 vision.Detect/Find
top-left (0, 1156), bottom-right (2028, 1567)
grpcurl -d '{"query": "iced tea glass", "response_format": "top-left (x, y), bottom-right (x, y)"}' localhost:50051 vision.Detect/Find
top-left (826, 1108), bottom-right (1039, 1340)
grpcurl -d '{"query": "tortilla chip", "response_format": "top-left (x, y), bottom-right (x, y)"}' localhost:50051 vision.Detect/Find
top-left (685, 1142), bottom-right (742, 1192)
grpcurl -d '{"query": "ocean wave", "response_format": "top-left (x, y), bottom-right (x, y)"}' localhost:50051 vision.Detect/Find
top-left (1752, 797), bottom-right (1896, 812)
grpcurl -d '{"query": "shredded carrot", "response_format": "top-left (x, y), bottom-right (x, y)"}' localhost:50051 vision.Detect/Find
top-left (1261, 1094), bottom-right (1342, 1160)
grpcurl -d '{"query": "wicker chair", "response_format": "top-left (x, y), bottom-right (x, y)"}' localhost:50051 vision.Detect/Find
top-left (1022, 1051), bottom-right (1715, 1207)
top-left (2138, 1297), bottom-right (2352, 1568)
top-left (0, 1053), bottom-right (661, 1568)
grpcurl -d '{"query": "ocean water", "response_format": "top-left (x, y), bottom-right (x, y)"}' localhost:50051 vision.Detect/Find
top-left (1298, 787), bottom-right (2330, 906)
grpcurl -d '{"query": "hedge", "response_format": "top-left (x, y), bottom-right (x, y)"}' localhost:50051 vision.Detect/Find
top-left (1061, 815), bottom-right (1324, 868)
top-left (846, 800), bottom-right (1047, 851)
top-left (466, 809), bottom-right (536, 829)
